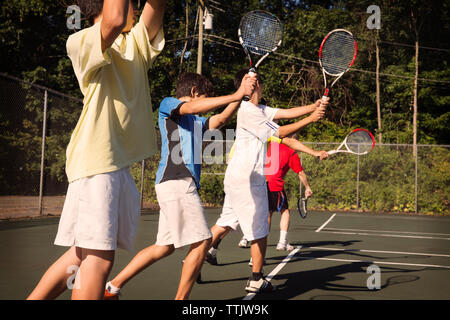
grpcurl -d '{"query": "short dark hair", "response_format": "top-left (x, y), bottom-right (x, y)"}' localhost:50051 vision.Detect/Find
top-left (76, 0), bottom-right (104, 25)
top-left (176, 73), bottom-right (215, 99)
top-left (234, 68), bottom-right (262, 90)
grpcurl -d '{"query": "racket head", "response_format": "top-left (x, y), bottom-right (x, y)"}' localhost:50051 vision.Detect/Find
top-left (344, 128), bottom-right (375, 155)
top-left (319, 29), bottom-right (357, 76)
top-left (238, 10), bottom-right (283, 57)
top-left (297, 197), bottom-right (308, 219)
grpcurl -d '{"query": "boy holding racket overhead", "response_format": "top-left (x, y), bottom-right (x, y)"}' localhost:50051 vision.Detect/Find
top-left (103, 73), bottom-right (256, 300)
top-left (209, 68), bottom-right (329, 293)
top-left (27, 0), bottom-right (166, 300)
top-left (234, 134), bottom-right (327, 251)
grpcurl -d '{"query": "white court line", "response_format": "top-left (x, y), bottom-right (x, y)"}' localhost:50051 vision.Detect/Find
top-left (243, 246), bottom-right (301, 301)
top-left (294, 256), bottom-right (450, 269)
top-left (315, 213), bottom-right (336, 233)
top-left (321, 230), bottom-right (450, 241)
top-left (308, 246), bottom-right (450, 258)
top-left (324, 227), bottom-right (450, 237)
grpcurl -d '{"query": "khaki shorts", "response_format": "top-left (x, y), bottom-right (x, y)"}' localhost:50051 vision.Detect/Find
top-left (155, 177), bottom-right (212, 248)
top-left (54, 167), bottom-right (140, 252)
top-left (215, 184), bottom-right (269, 241)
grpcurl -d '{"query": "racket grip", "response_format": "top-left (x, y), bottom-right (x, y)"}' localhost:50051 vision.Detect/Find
top-left (320, 88), bottom-right (329, 105)
top-left (328, 150), bottom-right (337, 155)
top-left (243, 68), bottom-right (257, 101)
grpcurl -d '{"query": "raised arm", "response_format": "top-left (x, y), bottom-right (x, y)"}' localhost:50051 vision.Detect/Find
top-left (179, 75), bottom-right (255, 116)
top-left (101, 0), bottom-right (129, 52)
top-left (141, 0), bottom-right (166, 42)
top-left (276, 106), bottom-right (325, 139)
top-left (273, 98), bottom-right (329, 121)
top-left (280, 136), bottom-right (329, 160)
top-left (208, 101), bottom-right (240, 130)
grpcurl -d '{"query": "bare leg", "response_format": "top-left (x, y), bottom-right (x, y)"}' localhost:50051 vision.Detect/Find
top-left (209, 225), bottom-right (231, 249)
top-left (110, 244), bottom-right (175, 289)
top-left (268, 211), bottom-right (273, 231)
top-left (250, 237), bottom-right (267, 274)
top-left (175, 238), bottom-right (211, 300)
top-left (279, 208), bottom-right (290, 232)
top-left (27, 246), bottom-right (82, 300)
top-left (71, 248), bottom-right (115, 300)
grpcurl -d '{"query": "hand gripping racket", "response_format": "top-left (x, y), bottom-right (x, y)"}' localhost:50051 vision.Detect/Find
top-left (319, 29), bottom-right (357, 104)
top-left (297, 197), bottom-right (308, 219)
top-left (238, 10), bottom-right (283, 100)
top-left (328, 128), bottom-right (375, 156)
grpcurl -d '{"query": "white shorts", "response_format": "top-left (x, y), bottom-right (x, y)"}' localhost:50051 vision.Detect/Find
top-left (155, 177), bottom-right (212, 248)
top-left (54, 167), bottom-right (140, 252)
top-left (215, 184), bottom-right (269, 241)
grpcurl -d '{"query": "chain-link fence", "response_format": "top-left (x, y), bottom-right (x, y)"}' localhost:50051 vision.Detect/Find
top-left (1, 73), bottom-right (449, 218)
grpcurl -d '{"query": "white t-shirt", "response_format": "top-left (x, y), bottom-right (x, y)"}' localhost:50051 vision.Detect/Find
top-left (224, 101), bottom-right (279, 187)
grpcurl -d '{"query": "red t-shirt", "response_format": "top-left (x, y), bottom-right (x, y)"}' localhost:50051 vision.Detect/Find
top-left (265, 141), bottom-right (303, 192)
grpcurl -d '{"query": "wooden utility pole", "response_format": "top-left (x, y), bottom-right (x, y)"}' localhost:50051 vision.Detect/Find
top-left (375, 30), bottom-right (382, 144)
top-left (411, 9), bottom-right (420, 158)
top-left (196, 0), bottom-right (204, 75)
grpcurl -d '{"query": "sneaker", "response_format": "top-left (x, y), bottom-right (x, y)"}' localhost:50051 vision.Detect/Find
top-left (206, 251), bottom-right (218, 266)
top-left (104, 285), bottom-right (120, 300)
top-left (276, 242), bottom-right (295, 251)
top-left (238, 237), bottom-right (249, 248)
top-left (245, 277), bottom-right (276, 293)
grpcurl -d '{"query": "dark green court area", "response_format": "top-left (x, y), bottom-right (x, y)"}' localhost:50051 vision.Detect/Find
top-left (1, 209), bottom-right (449, 300)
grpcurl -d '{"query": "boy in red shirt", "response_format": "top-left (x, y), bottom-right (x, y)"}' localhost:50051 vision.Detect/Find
top-left (264, 136), bottom-right (322, 250)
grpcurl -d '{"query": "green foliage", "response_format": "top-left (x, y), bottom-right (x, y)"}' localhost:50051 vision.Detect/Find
top-left (1, 1), bottom-right (448, 214)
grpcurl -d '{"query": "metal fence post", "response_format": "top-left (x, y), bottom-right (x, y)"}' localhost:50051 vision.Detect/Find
top-left (38, 90), bottom-right (48, 216)
top-left (415, 145), bottom-right (418, 213)
top-left (299, 152), bottom-right (303, 197)
top-left (356, 146), bottom-right (360, 212)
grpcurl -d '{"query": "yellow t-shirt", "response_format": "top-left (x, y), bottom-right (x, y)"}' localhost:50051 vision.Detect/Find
top-left (65, 19), bottom-right (164, 182)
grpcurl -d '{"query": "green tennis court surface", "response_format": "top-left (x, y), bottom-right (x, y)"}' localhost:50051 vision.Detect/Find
top-left (1, 209), bottom-right (449, 300)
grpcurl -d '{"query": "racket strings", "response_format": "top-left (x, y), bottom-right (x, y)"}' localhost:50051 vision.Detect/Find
top-left (320, 31), bottom-right (356, 75)
top-left (346, 130), bottom-right (374, 154)
top-left (240, 12), bottom-right (283, 55)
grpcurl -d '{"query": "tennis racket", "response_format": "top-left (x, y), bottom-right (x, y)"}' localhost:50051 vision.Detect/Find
top-left (328, 128), bottom-right (375, 156)
top-left (318, 29), bottom-right (357, 104)
top-left (297, 197), bottom-right (308, 219)
top-left (238, 10), bottom-right (283, 100)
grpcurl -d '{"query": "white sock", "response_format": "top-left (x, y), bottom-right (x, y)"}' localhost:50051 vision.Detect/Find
top-left (279, 230), bottom-right (288, 244)
top-left (209, 248), bottom-right (217, 256)
top-left (106, 281), bottom-right (121, 294)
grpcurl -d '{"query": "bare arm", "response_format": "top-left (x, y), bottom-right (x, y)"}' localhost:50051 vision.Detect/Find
top-left (179, 94), bottom-right (242, 116)
top-left (273, 98), bottom-right (329, 121)
top-left (298, 171), bottom-right (313, 198)
top-left (277, 107), bottom-right (325, 138)
top-left (280, 137), bottom-right (328, 160)
top-left (141, 0), bottom-right (166, 42)
top-left (179, 75), bottom-right (255, 116)
top-left (100, 0), bottom-right (129, 52)
top-left (208, 101), bottom-right (240, 130)
top-left (273, 103), bottom-right (315, 120)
